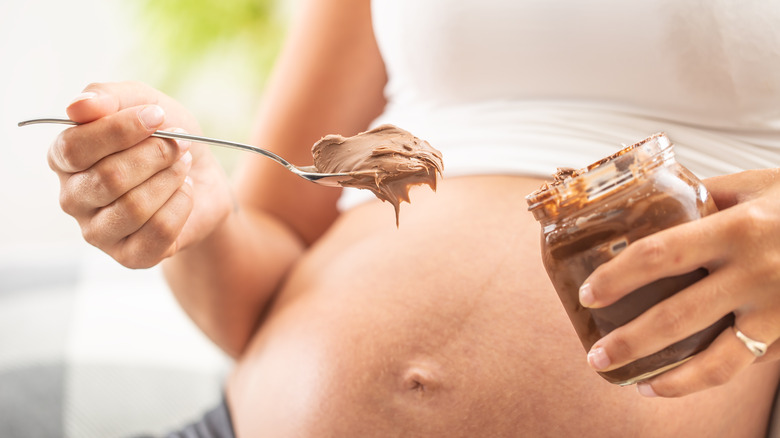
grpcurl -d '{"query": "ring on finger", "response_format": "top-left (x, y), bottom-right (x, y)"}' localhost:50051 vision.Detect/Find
top-left (733, 327), bottom-right (768, 358)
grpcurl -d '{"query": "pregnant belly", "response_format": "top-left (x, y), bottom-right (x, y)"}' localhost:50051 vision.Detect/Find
top-left (225, 175), bottom-right (777, 438)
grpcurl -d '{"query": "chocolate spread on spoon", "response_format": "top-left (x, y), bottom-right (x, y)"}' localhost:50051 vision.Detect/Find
top-left (312, 124), bottom-right (444, 224)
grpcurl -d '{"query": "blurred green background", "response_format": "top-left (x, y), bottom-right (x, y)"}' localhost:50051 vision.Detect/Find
top-left (139, 0), bottom-right (285, 92)
top-left (135, 0), bottom-right (290, 173)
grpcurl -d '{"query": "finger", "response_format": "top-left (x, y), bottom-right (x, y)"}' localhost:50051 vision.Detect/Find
top-left (756, 339), bottom-right (780, 364)
top-left (732, 305), bottom-right (780, 358)
top-left (587, 260), bottom-right (780, 374)
top-left (634, 326), bottom-right (754, 398)
top-left (66, 81), bottom-right (162, 123)
top-left (703, 168), bottom-right (780, 210)
top-left (585, 269), bottom-right (737, 372)
top-left (113, 178), bottom-right (195, 269)
top-left (81, 153), bottom-right (192, 251)
top-left (49, 104), bottom-right (166, 174)
top-left (60, 130), bottom-right (191, 215)
top-left (579, 212), bottom-right (736, 308)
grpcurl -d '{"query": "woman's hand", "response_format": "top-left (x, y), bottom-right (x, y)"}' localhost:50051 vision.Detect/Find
top-left (49, 81), bottom-right (233, 268)
top-left (578, 168), bottom-right (780, 397)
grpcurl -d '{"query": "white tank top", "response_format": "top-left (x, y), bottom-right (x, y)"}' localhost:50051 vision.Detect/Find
top-left (340, 0), bottom-right (780, 210)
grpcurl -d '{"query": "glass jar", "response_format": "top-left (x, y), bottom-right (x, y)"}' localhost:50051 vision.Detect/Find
top-left (526, 133), bottom-right (733, 385)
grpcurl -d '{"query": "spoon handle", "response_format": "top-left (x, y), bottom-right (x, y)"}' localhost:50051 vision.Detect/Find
top-left (18, 118), bottom-right (291, 166)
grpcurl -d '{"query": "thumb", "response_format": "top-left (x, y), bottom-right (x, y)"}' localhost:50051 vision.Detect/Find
top-left (66, 81), bottom-right (163, 124)
top-left (66, 89), bottom-right (118, 124)
top-left (702, 169), bottom-right (779, 210)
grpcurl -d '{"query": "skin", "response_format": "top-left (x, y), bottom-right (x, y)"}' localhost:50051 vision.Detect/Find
top-left (225, 175), bottom-right (779, 437)
top-left (46, 0), bottom-right (780, 435)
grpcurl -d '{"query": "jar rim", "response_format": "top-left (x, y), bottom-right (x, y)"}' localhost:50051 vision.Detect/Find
top-left (526, 132), bottom-right (673, 211)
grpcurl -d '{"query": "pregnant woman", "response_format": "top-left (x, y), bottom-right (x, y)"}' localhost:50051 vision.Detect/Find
top-left (46, 0), bottom-right (780, 436)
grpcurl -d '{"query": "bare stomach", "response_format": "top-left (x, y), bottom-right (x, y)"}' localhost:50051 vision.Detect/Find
top-left (226, 175), bottom-right (778, 437)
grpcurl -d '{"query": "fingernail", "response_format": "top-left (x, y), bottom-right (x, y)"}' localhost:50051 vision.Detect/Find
top-left (70, 92), bottom-right (97, 105)
top-left (179, 151), bottom-right (193, 165)
top-left (587, 346), bottom-right (611, 370)
top-left (579, 282), bottom-right (595, 307)
top-left (184, 176), bottom-right (194, 187)
top-left (138, 105), bottom-right (165, 130)
top-left (637, 383), bottom-right (658, 398)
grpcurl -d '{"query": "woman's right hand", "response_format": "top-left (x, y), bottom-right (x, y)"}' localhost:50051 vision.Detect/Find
top-left (49, 81), bottom-right (233, 268)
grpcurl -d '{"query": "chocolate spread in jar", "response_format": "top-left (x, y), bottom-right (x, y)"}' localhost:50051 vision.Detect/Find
top-left (527, 133), bottom-right (733, 385)
top-left (312, 124), bottom-right (444, 224)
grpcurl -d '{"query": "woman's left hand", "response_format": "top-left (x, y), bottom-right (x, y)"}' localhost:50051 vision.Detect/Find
top-left (579, 168), bottom-right (780, 397)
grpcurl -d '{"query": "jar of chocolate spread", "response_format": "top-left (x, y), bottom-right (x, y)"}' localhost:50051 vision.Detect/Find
top-left (526, 133), bottom-right (734, 385)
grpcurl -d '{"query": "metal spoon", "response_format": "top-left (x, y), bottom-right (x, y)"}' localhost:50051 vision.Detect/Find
top-left (18, 118), bottom-right (352, 187)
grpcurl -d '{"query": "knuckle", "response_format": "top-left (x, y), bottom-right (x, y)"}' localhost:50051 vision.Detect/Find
top-left (177, 183), bottom-right (195, 206)
top-left (115, 254), bottom-right (150, 270)
top-left (700, 357), bottom-right (738, 387)
top-left (50, 132), bottom-right (78, 171)
top-left (631, 236), bottom-right (666, 271)
top-left (57, 129), bottom-right (87, 170)
top-left (147, 211), bottom-right (180, 243)
top-left (95, 164), bottom-right (127, 198)
top-left (53, 128), bottom-right (93, 173)
top-left (61, 172), bottom-right (105, 216)
top-left (82, 208), bottom-right (125, 248)
top-left (59, 191), bottom-right (77, 216)
top-left (58, 177), bottom-right (89, 216)
top-left (654, 306), bottom-right (688, 338)
top-left (120, 191), bottom-right (149, 225)
top-left (152, 137), bottom-right (175, 163)
top-left (105, 116), bottom-right (129, 139)
top-left (102, 204), bottom-right (129, 232)
top-left (80, 222), bottom-right (102, 247)
top-left (709, 280), bottom-right (734, 305)
top-left (112, 251), bottom-right (141, 269)
top-left (116, 241), bottom-right (163, 270)
top-left (170, 159), bottom-right (190, 180)
top-left (735, 204), bottom-right (770, 239)
top-left (586, 268), bottom-right (615, 303)
top-left (608, 332), bottom-right (636, 361)
top-left (47, 142), bottom-right (62, 172)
